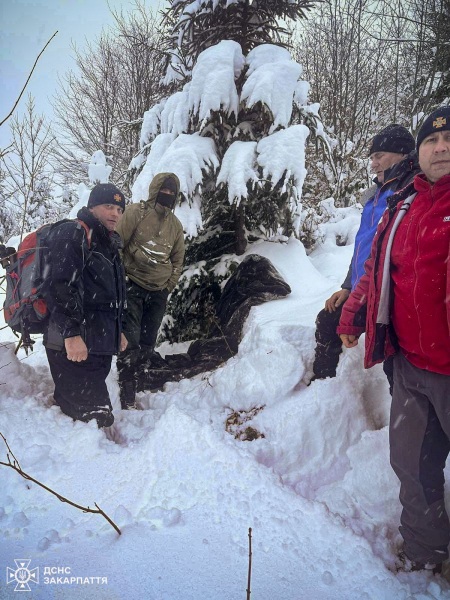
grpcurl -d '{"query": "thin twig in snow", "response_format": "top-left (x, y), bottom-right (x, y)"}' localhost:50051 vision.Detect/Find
top-left (0, 432), bottom-right (121, 535)
top-left (247, 527), bottom-right (252, 600)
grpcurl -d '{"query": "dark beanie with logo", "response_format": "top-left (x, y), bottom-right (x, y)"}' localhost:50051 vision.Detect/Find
top-left (88, 183), bottom-right (126, 212)
top-left (416, 106), bottom-right (450, 150)
top-left (369, 124), bottom-right (415, 156)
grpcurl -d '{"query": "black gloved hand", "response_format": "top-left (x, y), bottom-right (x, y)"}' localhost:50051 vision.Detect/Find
top-left (0, 245), bottom-right (16, 268)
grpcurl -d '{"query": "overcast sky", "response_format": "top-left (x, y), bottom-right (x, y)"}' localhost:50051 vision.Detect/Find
top-left (0, 0), bottom-right (161, 148)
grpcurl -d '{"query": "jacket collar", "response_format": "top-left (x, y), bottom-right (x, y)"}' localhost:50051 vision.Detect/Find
top-left (148, 199), bottom-right (172, 218)
top-left (77, 206), bottom-right (112, 243)
top-left (373, 150), bottom-right (419, 189)
top-left (414, 173), bottom-right (450, 196)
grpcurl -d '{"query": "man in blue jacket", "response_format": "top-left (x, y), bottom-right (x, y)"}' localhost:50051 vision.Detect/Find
top-left (310, 124), bottom-right (419, 386)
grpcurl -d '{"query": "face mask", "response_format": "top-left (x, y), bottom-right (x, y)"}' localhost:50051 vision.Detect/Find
top-left (156, 191), bottom-right (176, 209)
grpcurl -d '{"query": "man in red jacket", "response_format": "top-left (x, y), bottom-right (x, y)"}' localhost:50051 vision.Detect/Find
top-left (337, 106), bottom-right (450, 574)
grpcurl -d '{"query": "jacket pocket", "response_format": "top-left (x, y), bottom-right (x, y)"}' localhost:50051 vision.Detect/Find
top-left (84, 310), bottom-right (117, 354)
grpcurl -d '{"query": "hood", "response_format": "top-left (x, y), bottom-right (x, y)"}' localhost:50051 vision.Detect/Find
top-left (389, 149), bottom-right (419, 180)
top-left (147, 172), bottom-right (181, 211)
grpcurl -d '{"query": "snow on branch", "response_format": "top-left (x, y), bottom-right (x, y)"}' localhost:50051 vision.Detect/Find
top-left (188, 40), bottom-right (245, 122)
top-left (88, 150), bottom-right (111, 184)
top-left (257, 125), bottom-right (309, 198)
top-left (294, 81), bottom-right (310, 107)
top-left (242, 60), bottom-right (303, 132)
top-left (131, 40), bottom-right (322, 244)
top-left (245, 44), bottom-right (293, 76)
top-left (134, 133), bottom-right (219, 206)
top-left (140, 100), bottom-right (167, 147)
top-left (217, 141), bottom-right (258, 205)
top-left (159, 134), bottom-right (219, 197)
top-left (132, 133), bottom-right (176, 200)
top-left (160, 88), bottom-right (191, 137)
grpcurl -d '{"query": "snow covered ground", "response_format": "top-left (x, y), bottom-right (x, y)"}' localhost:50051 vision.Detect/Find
top-left (1, 211), bottom-right (449, 599)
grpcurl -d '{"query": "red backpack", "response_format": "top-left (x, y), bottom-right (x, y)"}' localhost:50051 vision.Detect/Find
top-left (3, 220), bottom-right (91, 348)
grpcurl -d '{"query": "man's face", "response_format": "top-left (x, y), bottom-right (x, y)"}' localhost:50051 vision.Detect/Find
top-left (418, 130), bottom-right (450, 183)
top-left (89, 203), bottom-right (123, 231)
top-left (370, 151), bottom-right (405, 183)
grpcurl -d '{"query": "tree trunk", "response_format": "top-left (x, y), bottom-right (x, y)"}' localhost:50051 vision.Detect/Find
top-left (235, 203), bottom-right (247, 256)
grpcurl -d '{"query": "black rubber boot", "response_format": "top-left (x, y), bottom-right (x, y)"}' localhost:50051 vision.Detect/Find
top-left (95, 408), bottom-right (115, 428)
top-left (120, 380), bottom-right (137, 410)
top-left (397, 551), bottom-right (443, 575)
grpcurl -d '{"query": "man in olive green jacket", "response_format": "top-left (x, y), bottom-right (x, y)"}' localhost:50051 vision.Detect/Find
top-left (116, 172), bottom-right (185, 408)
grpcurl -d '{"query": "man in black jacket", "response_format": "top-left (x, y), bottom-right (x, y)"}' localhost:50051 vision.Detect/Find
top-left (310, 125), bottom-right (420, 387)
top-left (44, 184), bottom-right (128, 428)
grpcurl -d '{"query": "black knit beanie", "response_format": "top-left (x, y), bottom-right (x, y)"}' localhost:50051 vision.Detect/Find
top-left (369, 124), bottom-right (415, 156)
top-left (88, 183), bottom-right (126, 212)
top-left (416, 106), bottom-right (450, 150)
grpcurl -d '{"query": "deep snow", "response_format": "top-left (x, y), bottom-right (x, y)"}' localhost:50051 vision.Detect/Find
top-left (0, 210), bottom-right (449, 599)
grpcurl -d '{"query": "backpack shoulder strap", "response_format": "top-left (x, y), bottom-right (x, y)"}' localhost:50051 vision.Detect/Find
top-left (123, 201), bottom-right (148, 251)
top-left (75, 219), bottom-right (92, 248)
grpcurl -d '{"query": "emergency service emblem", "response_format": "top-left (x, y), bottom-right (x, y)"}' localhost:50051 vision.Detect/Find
top-left (114, 194), bottom-right (121, 203)
top-left (6, 559), bottom-right (39, 591)
top-left (433, 116), bottom-right (446, 128)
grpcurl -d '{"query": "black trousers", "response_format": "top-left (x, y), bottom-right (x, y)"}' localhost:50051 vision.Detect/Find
top-left (390, 352), bottom-right (450, 564)
top-left (117, 281), bottom-right (169, 384)
top-left (312, 304), bottom-right (394, 391)
top-left (312, 306), bottom-right (344, 379)
top-left (46, 348), bottom-right (113, 427)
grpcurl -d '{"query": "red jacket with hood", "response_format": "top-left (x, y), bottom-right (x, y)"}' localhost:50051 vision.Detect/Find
top-left (337, 173), bottom-right (450, 375)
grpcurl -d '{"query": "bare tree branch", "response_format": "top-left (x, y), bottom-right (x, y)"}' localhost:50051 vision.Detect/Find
top-left (0, 31), bottom-right (58, 127)
top-left (0, 432), bottom-right (121, 536)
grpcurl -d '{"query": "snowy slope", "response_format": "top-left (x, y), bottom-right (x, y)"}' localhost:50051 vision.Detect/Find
top-left (0, 223), bottom-right (449, 599)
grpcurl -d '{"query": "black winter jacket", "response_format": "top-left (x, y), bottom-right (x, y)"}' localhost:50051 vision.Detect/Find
top-left (43, 207), bottom-right (126, 355)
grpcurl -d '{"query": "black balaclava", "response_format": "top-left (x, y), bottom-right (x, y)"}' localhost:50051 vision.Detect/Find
top-left (156, 177), bottom-right (177, 210)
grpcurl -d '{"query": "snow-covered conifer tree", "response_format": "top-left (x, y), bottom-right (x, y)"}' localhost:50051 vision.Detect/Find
top-left (163, 0), bottom-right (315, 67)
top-left (69, 150), bottom-right (112, 219)
top-left (128, 0), bottom-right (329, 342)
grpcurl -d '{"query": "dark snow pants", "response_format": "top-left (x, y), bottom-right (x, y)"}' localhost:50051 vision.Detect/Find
top-left (46, 349), bottom-right (113, 427)
top-left (390, 352), bottom-right (450, 565)
top-left (312, 305), bottom-right (394, 391)
top-left (117, 280), bottom-right (169, 385)
top-left (312, 305), bottom-right (344, 379)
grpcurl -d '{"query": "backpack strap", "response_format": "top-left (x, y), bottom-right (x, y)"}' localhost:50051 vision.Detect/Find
top-left (75, 219), bottom-right (92, 248)
top-left (123, 200), bottom-right (147, 252)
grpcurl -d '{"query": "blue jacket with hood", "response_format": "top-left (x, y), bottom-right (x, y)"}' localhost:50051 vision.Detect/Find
top-left (340, 151), bottom-right (420, 291)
